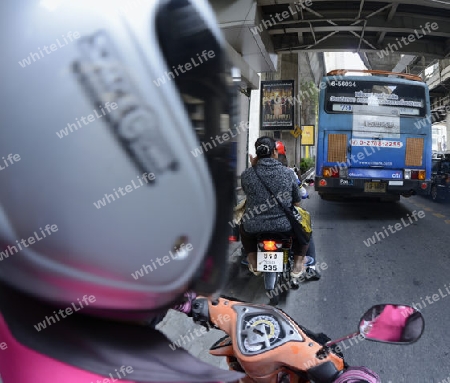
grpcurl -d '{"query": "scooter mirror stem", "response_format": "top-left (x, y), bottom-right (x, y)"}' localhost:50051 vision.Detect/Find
top-left (325, 331), bottom-right (361, 347)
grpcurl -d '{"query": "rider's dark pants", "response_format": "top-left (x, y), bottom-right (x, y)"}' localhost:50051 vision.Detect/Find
top-left (306, 234), bottom-right (316, 265)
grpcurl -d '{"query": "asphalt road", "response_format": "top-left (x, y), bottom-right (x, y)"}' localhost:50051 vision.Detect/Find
top-left (223, 187), bottom-right (450, 383)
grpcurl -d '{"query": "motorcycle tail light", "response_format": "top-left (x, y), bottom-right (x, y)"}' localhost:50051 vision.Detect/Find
top-left (261, 240), bottom-right (282, 251)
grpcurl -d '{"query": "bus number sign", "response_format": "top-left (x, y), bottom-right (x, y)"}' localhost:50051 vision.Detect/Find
top-left (329, 81), bottom-right (357, 87)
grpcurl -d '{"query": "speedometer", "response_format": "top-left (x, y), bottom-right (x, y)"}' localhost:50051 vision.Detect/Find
top-left (242, 315), bottom-right (281, 352)
top-left (246, 315), bottom-right (281, 339)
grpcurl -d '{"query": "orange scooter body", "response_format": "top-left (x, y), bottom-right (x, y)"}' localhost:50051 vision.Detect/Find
top-left (193, 297), bottom-right (345, 383)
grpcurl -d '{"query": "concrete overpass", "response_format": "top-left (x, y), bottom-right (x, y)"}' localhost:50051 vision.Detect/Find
top-left (209, 1), bottom-right (450, 174)
top-left (212, 0), bottom-right (450, 82)
top-left (257, 0), bottom-right (450, 75)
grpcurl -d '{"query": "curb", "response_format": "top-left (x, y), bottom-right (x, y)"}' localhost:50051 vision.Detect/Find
top-left (301, 167), bottom-right (315, 181)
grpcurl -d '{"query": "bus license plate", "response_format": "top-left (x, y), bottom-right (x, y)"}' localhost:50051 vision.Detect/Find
top-left (256, 252), bottom-right (283, 272)
top-left (364, 182), bottom-right (386, 193)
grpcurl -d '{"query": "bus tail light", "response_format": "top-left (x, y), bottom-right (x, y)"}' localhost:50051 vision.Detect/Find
top-left (323, 167), bottom-right (339, 178)
top-left (404, 169), bottom-right (425, 180)
top-left (421, 183), bottom-right (428, 190)
top-left (319, 179), bottom-right (327, 186)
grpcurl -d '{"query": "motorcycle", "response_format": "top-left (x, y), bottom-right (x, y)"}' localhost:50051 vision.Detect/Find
top-left (255, 232), bottom-right (298, 306)
top-left (241, 233), bottom-right (319, 306)
top-left (236, 177), bottom-right (313, 305)
top-left (192, 297), bottom-right (424, 383)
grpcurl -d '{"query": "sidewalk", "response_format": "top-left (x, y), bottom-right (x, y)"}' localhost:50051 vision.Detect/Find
top-left (156, 241), bottom-right (242, 370)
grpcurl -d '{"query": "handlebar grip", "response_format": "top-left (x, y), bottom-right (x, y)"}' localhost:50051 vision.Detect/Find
top-left (191, 297), bottom-right (210, 325)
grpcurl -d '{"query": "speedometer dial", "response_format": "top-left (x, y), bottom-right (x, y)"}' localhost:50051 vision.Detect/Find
top-left (242, 315), bottom-right (281, 352)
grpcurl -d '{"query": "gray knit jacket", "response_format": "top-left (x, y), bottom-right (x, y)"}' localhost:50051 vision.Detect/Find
top-left (241, 158), bottom-right (301, 233)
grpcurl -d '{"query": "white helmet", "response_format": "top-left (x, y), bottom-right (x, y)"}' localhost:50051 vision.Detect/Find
top-left (0, 0), bottom-right (236, 319)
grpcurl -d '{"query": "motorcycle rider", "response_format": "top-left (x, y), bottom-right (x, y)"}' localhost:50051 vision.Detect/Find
top-left (0, 1), bottom-right (379, 382)
top-left (275, 140), bottom-right (320, 281)
top-left (240, 136), bottom-right (307, 279)
top-left (275, 141), bottom-right (300, 185)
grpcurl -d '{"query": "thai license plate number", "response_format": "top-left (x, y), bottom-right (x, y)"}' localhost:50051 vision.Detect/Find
top-left (364, 182), bottom-right (386, 193)
top-left (256, 252), bottom-right (284, 272)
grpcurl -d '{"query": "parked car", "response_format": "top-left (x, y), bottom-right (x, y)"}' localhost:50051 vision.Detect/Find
top-left (430, 152), bottom-right (450, 202)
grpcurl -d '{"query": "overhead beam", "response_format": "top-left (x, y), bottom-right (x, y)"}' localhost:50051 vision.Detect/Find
top-left (357, 19), bottom-right (368, 51)
top-left (377, 31), bottom-right (387, 45)
top-left (377, 2), bottom-right (398, 44)
top-left (356, 0), bottom-right (365, 20)
top-left (387, 2), bottom-right (398, 20)
top-left (275, 36), bottom-right (446, 57)
top-left (257, 0), bottom-right (450, 59)
top-left (225, 41), bottom-right (260, 89)
top-left (289, 1), bottom-right (304, 45)
top-left (265, 13), bottom-right (450, 33)
top-left (256, 0), bottom-right (450, 11)
top-left (268, 25), bottom-right (450, 38)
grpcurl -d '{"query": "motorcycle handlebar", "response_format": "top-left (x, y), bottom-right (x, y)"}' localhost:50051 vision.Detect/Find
top-left (191, 297), bottom-right (345, 383)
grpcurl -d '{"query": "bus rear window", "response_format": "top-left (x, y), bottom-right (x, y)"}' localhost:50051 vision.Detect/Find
top-left (324, 80), bottom-right (426, 117)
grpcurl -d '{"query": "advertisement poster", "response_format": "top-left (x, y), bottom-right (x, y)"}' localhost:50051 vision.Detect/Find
top-left (261, 80), bottom-right (294, 130)
top-left (301, 125), bottom-right (315, 145)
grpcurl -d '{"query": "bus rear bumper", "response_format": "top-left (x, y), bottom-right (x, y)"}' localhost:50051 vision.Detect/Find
top-left (314, 177), bottom-right (430, 197)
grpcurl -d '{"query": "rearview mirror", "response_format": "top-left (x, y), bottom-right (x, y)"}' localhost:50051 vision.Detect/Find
top-left (359, 304), bottom-right (424, 344)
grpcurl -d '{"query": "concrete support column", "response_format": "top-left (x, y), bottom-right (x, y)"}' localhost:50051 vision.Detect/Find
top-left (248, 87), bottom-right (261, 160)
top-left (236, 91), bottom-right (250, 181)
top-left (298, 52), bottom-right (321, 163)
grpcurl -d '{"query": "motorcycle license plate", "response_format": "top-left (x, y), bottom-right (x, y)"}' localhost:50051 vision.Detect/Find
top-left (256, 251), bottom-right (284, 272)
top-left (364, 182), bottom-right (386, 193)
